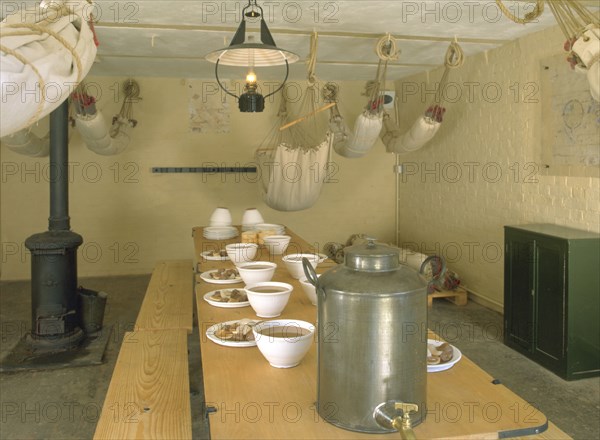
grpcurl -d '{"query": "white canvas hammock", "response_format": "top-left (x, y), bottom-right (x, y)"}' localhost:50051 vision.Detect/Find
top-left (255, 91), bottom-right (332, 211)
top-left (383, 41), bottom-right (464, 154)
top-left (257, 135), bottom-right (331, 212)
top-left (0, 1), bottom-right (98, 137)
top-left (497, 0), bottom-right (599, 101)
top-left (1, 127), bottom-right (49, 157)
top-left (73, 80), bottom-right (139, 155)
top-left (383, 112), bottom-right (442, 154)
top-left (329, 35), bottom-right (398, 158)
top-left (255, 33), bottom-right (331, 212)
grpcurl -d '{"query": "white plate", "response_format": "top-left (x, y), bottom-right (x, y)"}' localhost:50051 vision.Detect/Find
top-left (427, 339), bottom-right (462, 373)
top-left (205, 319), bottom-right (259, 347)
top-left (203, 233), bottom-right (239, 240)
top-left (200, 269), bottom-right (242, 284)
top-left (201, 251), bottom-right (230, 261)
top-left (203, 226), bottom-right (239, 240)
top-left (204, 226), bottom-right (237, 233)
top-left (203, 289), bottom-right (250, 308)
top-left (254, 223), bottom-right (285, 234)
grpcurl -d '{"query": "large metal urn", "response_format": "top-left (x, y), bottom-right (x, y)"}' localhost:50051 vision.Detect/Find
top-left (303, 240), bottom-right (428, 436)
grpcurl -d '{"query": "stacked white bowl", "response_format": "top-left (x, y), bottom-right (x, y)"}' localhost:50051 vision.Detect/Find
top-left (209, 207), bottom-right (232, 227)
top-left (241, 208), bottom-right (264, 231)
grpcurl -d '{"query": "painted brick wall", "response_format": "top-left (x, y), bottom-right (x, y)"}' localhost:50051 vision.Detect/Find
top-left (394, 25), bottom-right (600, 310)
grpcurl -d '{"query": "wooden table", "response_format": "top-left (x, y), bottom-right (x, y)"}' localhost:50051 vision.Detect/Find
top-left (192, 226), bottom-right (568, 440)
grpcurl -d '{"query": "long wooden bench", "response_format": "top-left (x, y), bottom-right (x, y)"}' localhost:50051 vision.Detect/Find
top-left (93, 329), bottom-right (192, 440)
top-left (135, 260), bottom-right (194, 333)
top-left (94, 260), bottom-right (194, 440)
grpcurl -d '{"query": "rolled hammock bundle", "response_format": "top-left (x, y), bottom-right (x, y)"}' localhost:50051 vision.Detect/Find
top-left (73, 80), bottom-right (139, 155)
top-left (383, 41), bottom-right (464, 154)
top-left (1, 127), bottom-right (50, 157)
top-left (497, 0), bottom-right (600, 101)
top-left (0, 0), bottom-right (97, 137)
top-left (255, 33), bottom-right (331, 212)
top-left (329, 35), bottom-right (399, 158)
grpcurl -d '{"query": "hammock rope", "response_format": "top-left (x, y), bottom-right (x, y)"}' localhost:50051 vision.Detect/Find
top-left (427, 40), bottom-right (465, 122)
top-left (306, 31), bottom-right (319, 86)
top-left (366, 34), bottom-right (398, 113)
top-left (112, 79), bottom-right (140, 134)
top-left (495, 0), bottom-right (545, 24)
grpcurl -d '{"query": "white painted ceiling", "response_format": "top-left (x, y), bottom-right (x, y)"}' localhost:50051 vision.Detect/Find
top-left (8, 1), bottom-right (592, 81)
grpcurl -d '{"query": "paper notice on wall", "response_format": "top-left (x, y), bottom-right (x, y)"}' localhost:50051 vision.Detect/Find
top-left (541, 54), bottom-right (600, 169)
top-left (187, 79), bottom-right (230, 133)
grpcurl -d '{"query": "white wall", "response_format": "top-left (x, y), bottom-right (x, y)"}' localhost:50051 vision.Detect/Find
top-left (0, 78), bottom-right (397, 280)
top-left (394, 25), bottom-right (600, 310)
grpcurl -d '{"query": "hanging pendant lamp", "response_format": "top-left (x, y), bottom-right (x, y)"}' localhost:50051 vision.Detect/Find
top-left (205, 0), bottom-right (299, 112)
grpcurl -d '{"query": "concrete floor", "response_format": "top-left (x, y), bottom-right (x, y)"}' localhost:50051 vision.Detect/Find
top-left (0, 275), bottom-right (598, 439)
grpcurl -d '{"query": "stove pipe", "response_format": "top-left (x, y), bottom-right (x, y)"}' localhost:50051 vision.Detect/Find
top-left (24, 100), bottom-right (84, 349)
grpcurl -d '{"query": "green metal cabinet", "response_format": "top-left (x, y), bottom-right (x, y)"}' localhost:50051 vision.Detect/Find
top-left (504, 224), bottom-right (600, 380)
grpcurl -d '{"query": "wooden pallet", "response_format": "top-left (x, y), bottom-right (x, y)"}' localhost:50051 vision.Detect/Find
top-left (427, 286), bottom-right (468, 307)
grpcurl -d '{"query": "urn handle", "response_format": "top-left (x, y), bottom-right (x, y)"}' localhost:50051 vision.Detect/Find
top-left (302, 257), bottom-right (319, 286)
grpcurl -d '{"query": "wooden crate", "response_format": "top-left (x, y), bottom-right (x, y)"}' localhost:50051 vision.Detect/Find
top-left (428, 286), bottom-right (468, 307)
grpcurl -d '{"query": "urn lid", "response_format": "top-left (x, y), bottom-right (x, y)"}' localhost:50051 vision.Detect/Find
top-left (344, 239), bottom-right (400, 272)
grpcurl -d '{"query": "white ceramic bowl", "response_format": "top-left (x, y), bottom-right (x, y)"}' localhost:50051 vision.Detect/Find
top-left (241, 208), bottom-right (264, 227)
top-left (209, 207), bottom-right (232, 226)
top-left (282, 253), bottom-right (320, 279)
top-left (263, 235), bottom-right (292, 255)
top-left (299, 274), bottom-right (320, 306)
top-left (244, 282), bottom-right (293, 318)
top-left (237, 261), bottom-right (277, 285)
top-left (253, 319), bottom-right (315, 368)
top-left (225, 243), bottom-right (258, 265)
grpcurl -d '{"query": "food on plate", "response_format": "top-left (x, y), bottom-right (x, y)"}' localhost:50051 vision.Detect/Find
top-left (210, 289), bottom-right (248, 303)
top-left (241, 231), bottom-right (258, 244)
top-left (207, 250), bottom-right (228, 258)
top-left (210, 268), bottom-right (239, 280)
top-left (214, 319), bottom-right (256, 342)
top-left (427, 342), bottom-right (453, 365)
top-left (258, 230), bottom-right (276, 245)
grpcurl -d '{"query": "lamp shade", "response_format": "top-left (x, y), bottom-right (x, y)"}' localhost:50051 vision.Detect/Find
top-left (205, 43), bottom-right (299, 67)
top-left (203, 0), bottom-right (298, 112)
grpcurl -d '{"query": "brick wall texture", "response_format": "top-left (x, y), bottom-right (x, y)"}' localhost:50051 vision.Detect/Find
top-left (395, 25), bottom-right (600, 307)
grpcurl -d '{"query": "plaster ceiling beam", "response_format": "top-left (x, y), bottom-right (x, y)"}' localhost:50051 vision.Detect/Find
top-left (93, 52), bottom-right (438, 68)
top-left (95, 22), bottom-right (510, 45)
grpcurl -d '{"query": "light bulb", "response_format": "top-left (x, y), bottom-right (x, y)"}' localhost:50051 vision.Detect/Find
top-left (246, 70), bottom-right (257, 85)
